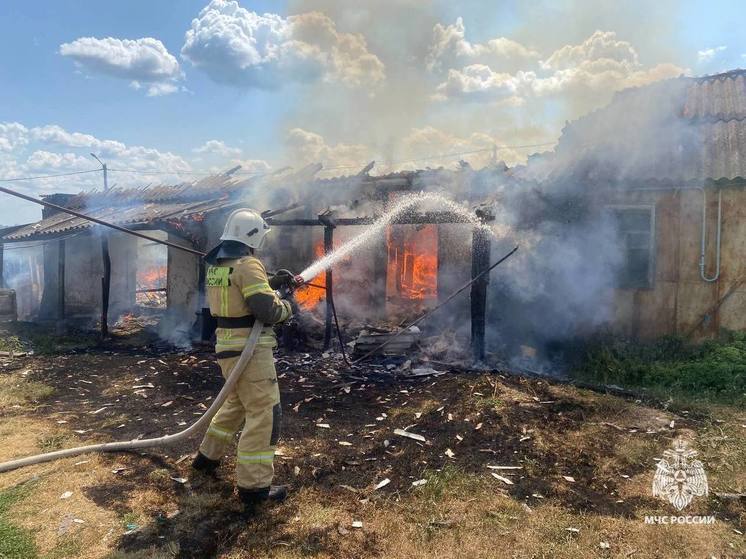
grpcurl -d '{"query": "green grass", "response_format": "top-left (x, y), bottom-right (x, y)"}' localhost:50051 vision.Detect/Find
top-left (0, 335), bottom-right (24, 353)
top-left (0, 323), bottom-right (99, 355)
top-left (0, 482), bottom-right (38, 559)
top-left (36, 433), bottom-right (70, 452)
top-left (416, 464), bottom-right (477, 503)
top-left (572, 331), bottom-right (746, 406)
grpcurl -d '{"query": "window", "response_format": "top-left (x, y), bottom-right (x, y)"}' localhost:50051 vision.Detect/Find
top-left (608, 206), bottom-right (655, 289)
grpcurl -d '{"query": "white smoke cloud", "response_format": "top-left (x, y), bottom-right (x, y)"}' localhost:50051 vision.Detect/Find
top-left (231, 159), bottom-right (272, 174)
top-left (181, 0), bottom-right (385, 89)
top-left (434, 29), bottom-right (686, 103)
top-left (697, 45), bottom-right (726, 63)
top-left (398, 126), bottom-right (532, 168)
top-left (282, 125), bottom-right (548, 172)
top-left (427, 17), bottom-right (539, 73)
top-left (59, 37), bottom-right (183, 96)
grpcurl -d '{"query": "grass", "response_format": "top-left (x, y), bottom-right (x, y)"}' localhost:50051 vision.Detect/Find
top-left (0, 335), bottom-right (24, 353)
top-left (571, 331), bottom-right (746, 406)
top-left (0, 323), bottom-right (98, 355)
top-left (36, 433), bottom-right (71, 452)
top-left (417, 464), bottom-right (469, 502)
top-left (0, 374), bottom-right (54, 408)
top-left (0, 482), bottom-right (38, 559)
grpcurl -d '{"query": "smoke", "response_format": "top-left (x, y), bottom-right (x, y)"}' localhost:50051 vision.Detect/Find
top-left (281, 0), bottom-right (687, 173)
top-left (1, 242), bottom-right (44, 320)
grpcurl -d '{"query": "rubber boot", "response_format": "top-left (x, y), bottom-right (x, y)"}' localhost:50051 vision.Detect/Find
top-left (191, 452), bottom-right (220, 477)
top-left (238, 485), bottom-right (288, 516)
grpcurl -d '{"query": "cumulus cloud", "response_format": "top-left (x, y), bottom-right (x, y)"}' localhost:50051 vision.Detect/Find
top-left (434, 65), bottom-right (532, 103)
top-left (697, 45), bottom-right (727, 63)
top-left (0, 122), bottom-right (191, 188)
top-left (181, 0), bottom-right (385, 88)
top-left (193, 139), bottom-right (242, 158)
top-left (434, 30), bottom-right (685, 103)
top-left (286, 128), bottom-right (370, 170)
top-left (59, 37), bottom-right (183, 96)
top-left (541, 30), bottom-right (638, 71)
top-left (0, 122), bottom-right (29, 152)
top-left (427, 17), bottom-right (538, 73)
top-left (25, 150), bottom-right (91, 171)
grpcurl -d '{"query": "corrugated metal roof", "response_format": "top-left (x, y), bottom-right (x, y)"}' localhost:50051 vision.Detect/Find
top-left (683, 70), bottom-right (746, 121)
top-left (523, 69), bottom-right (746, 184)
top-left (4, 196), bottom-right (240, 241)
top-left (2, 174), bottom-right (256, 241)
top-left (3, 163), bottom-right (511, 242)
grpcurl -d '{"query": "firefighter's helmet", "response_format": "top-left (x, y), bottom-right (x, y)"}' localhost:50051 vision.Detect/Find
top-left (219, 208), bottom-right (271, 250)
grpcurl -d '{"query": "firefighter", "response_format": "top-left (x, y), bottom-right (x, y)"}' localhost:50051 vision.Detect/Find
top-left (191, 208), bottom-right (298, 514)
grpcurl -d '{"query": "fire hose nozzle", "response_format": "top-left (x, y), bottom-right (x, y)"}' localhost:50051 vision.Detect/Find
top-left (276, 275), bottom-right (305, 299)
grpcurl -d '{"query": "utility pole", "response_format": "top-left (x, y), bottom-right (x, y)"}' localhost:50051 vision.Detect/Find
top-left (91, 153), bottom-right (111, 338)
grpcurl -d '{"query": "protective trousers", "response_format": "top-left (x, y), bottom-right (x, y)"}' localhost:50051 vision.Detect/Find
top-left (198, 346), bottom-right (281, 489)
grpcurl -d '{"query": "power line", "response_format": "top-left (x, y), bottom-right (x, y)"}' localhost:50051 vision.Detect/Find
top-left (321, 141), bottom-right (556, 170)
top-left (107, 167), bottom-right (269, 178)
top-left (0, 169), bottom-right (101, 182)
top-left (0, 140), bottom-right (557, 183)
top-left (108, 167), bottom-right (219, 176)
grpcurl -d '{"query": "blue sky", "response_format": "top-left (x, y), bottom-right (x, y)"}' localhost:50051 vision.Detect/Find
top-left (0, 0), bottom-right (743, 225)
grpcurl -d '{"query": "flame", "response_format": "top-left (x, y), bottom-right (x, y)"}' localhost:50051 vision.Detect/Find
top-left (136, 265), bottom-right (167, 307)
top-left (138, 265), bottom-right (167, 289)
top-left (294, 241), bottom-right (327, 310)
top-left (387, 224), bottom-right (438, 301)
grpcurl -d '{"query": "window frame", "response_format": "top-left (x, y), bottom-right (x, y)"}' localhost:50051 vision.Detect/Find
top-left (605, 204), bottom-right (657, 290)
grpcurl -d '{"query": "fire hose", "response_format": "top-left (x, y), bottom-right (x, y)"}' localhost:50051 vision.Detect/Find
top-left (0, 322), bottom-right (264, 474)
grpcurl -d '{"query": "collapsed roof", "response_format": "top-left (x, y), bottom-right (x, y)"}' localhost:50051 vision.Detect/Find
top-left (2, 163), bottom-right (512, 242)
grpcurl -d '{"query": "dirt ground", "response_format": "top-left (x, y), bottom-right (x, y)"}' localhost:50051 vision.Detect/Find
top-left (0, 344), bottom-right (743, 559)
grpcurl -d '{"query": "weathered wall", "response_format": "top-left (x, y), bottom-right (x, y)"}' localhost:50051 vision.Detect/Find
top-left (62, 233), bottom-right (103, 317)
top-left (166, 233), bottom-right (200, 327)
top-left (605, 185), bottom-right (746, 339)
top-left (109, 231), bottom-right (137, 318)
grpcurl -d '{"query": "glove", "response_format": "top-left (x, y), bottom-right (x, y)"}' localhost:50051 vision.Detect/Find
top-left (269, 269), bottom-right (296, 290)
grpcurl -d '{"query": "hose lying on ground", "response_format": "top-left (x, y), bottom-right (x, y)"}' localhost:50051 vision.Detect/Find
top-left (0, 321), bottom-right (265, 474)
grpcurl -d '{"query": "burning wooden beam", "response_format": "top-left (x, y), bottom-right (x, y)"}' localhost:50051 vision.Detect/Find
top-left (471, 208), bottom-right (495, 362)
top-left (267, 211), bottom-right (482, 227)
top-left (319, 211), bottom-right (337, 350)
top-left (101, 234), bottom-right (111, 338)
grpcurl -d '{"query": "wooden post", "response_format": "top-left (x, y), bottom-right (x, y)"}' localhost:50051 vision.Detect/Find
top-left (98, 161), bottom-right (110, 338)
top-left (470, 226), bottom-right (491, 362)
top-left (0, 242), bottom-right (4, 288)
top-left (57, 239), bottom-right (65, 321)
top-left (323, 224), bottom-right (335, 350)
top-left (101, 234), bottom-right (110, 337)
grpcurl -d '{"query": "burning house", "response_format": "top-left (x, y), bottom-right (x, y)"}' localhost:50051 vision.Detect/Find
top-left (1, 68), bottom-right (744, 363)
top-left (0, 164), bottom-right (511, 357)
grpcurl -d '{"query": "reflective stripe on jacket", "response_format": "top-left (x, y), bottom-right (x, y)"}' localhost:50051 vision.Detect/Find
top-left (206, 255), bottom-right (292, 350)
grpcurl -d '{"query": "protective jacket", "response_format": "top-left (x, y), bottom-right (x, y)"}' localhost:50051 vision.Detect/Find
top-left (205, 254), bottom-right (292, 355)
top-left (199, 250), bottom-right (292, 490)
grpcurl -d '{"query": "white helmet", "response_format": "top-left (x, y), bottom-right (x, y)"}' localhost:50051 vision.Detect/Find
top-left (220, 208), bottom-right (271, 250)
